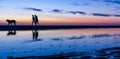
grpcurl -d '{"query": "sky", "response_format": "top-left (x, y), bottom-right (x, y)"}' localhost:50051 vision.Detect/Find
top-left (0, 0), bottom-right (120, 25)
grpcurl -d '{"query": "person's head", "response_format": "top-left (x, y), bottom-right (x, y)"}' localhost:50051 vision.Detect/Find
top-left (35, 15), bottom-right (37, 16)
top-left (6, 19), bottom-right (9, 22)
top-left (32, 15), bottom-right (34, 17)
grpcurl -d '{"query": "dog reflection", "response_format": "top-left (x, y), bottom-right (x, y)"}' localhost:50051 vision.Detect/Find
top-left (7, 30), bottom-right (16, 36)
top-left (32, 30), bottom-right (39, 40)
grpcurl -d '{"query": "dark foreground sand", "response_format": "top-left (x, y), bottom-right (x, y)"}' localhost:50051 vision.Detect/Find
top-left (7, 47), bottom-right (120, 59)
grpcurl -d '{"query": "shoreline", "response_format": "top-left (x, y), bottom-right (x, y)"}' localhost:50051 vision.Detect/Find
top-left (0, 25), bottom-right (120, 30)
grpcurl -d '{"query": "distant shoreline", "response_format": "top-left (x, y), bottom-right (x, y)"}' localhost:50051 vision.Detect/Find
top-left (0, 25), bottom-right (120, 30)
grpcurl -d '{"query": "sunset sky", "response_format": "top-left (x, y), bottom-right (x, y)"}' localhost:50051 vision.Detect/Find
top-left (0, 0), bottom-right (120, 25)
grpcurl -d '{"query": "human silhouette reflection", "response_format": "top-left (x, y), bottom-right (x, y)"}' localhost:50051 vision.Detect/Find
top-left (32, 30), bottom-right (39, 40)
top-left (7, 30), bottom-right (16, 36)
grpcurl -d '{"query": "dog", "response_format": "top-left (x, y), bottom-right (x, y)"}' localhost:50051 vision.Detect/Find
top-left (6, 19), bottom-right (17, 25)
top-left (7, 30), bottom-right (16, 36)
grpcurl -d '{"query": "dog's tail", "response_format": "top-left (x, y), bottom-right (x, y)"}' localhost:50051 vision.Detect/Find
top-left (15, 21), bottom-right (17, 23)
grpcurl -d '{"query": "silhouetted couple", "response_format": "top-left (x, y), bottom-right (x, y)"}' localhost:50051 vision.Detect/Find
top-left (32, 15), bottom-right (39, 25)
top-left (32, 30), bottom-right (39, 40)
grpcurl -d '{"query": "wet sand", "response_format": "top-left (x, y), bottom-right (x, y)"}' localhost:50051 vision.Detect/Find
top-left (8, 47), bottom-right (120, 59)
top-left (0, 28), bottom-right (120, 59)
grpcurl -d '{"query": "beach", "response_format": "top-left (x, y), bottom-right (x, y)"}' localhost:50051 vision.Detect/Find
top-left (0, 28), bottom-right (120, 59)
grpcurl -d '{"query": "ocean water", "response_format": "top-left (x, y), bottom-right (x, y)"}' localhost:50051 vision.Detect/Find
top-left (0, 28), bottom-right (120, 59)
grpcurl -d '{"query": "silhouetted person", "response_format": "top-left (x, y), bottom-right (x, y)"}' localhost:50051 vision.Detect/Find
top-left (32, 15), bottom-right (39, 25)
top-left (35, 15), bottom-right (39, 25)
top-left (7, 30), bottom-right (16, 36)
top-left (6, 19), bottom-right (17, 26)
top-left (32, 30), bottom-right (39, 40)
top-left (32, 15), bottom-right (35, 25)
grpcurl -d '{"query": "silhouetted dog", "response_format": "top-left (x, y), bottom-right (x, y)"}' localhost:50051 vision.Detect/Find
top-left (6, 19), bottom-right (17, 25)
top-left (7, 30), bottom-right (16, 36)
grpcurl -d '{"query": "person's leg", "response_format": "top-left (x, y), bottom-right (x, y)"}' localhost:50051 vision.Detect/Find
top-left (33, 32), bottom-right (35, 40)
top-left (37, 22), bottom-right (39, 25)
top-left (35, 22), bottom-right (37, 25)
top-left (32, 22), bottom-right (33, 25)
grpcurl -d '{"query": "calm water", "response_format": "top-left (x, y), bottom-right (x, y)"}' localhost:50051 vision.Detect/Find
top-left (0, 28), bottom-right (120, 59)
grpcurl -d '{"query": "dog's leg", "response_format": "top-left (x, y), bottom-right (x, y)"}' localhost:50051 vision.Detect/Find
top-left (11, 23), bottom-right (12, 25)
top-left (14, 22), bottom-right (16, 25)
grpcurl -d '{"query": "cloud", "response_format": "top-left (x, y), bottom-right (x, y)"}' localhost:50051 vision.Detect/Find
top-left (73, 3), bottom-right (81, 6)
top-left (22, 7), bottom-right (120, 17)
top-left (104, 0), bottom-right (120, 5)
top-left (92, 13), bottom-right (120, 17)
top-left (50, 9), bottom-right (87, 15)
top-left (92, 0), bottom-right (120, 5)
top-left (50, 9), bottom-right (120, 17)
top-left (72, 2), bottom-right (89, 6)
top-left (92, 13), bottom-right (111, 17)
top-left (113, 14), bottom-right (120, 17)
top-left (24, 7), bottom-right (42, 12)
top-left (51, 9), bottom-right (63, 13)
top-left (68, 11), bottom-right (87, 15)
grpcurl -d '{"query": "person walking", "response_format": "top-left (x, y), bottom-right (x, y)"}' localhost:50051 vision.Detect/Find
top-left (32, 15), bottom-right (39, 25)
top-left (32, 15), bottom-right (35, 25)
top-left (34, 15), bottom-right (39, 25)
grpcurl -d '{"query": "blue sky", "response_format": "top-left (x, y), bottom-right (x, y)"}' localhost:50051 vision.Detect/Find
top-left (0, 0), bottom-right (120, 14)
top-left (0, 0), bottom-right (120, 25)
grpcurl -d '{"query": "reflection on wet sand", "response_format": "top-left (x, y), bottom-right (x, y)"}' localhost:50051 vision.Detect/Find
top-left (32, 30), bottom-right (42, 41)
top-left (1, 28), bottom-right (120, 59)
top-left (7, 30), bottom-right (16, 36)
top-left (91, 34), bottom-right (111, 38)
top-left (68, 35), bottom-right (86, 40)
top-left (32, 30), bottom-right (39, 40)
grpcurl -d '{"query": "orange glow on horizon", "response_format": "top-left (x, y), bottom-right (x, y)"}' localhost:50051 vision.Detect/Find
top-left (0, 16), bottom-right (120, 25)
